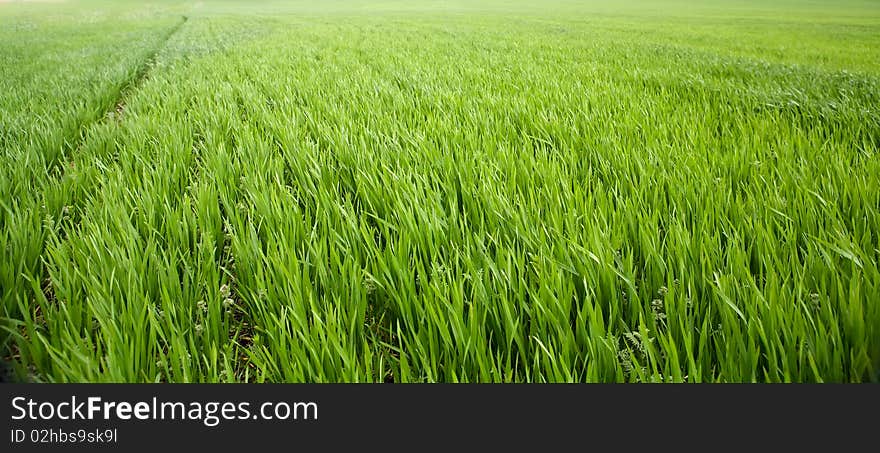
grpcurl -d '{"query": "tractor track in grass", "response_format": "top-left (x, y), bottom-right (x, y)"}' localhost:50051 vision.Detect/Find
top-left (48, 15), bottom-right (189, 179)
top-left (48, 14), bottom-right (189, 248)
top-left (3, 16), bottom-right (191, 376)
top-left (42, 14), bottom-right (190, 243)
top-left (111, 15), bottom-right (189, 120)
top-left (0, 16), bottom-right (189, 380)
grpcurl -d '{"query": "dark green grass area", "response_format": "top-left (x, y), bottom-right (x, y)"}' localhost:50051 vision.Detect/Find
top-left (1, 0), bottom-right (878, 382)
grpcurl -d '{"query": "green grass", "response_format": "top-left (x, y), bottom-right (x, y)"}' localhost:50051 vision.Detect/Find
top-left (1, 0), bottom-right (878, 383)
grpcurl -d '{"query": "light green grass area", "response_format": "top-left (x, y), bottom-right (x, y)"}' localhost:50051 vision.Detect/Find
top-left (1, 0), bottom-right (878, 382)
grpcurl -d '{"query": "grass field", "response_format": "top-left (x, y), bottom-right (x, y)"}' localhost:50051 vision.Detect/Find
top-left (1, 0), bottom-right (878, 383)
